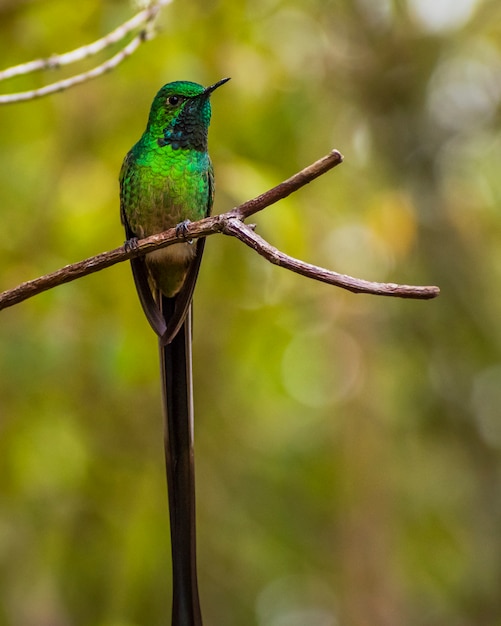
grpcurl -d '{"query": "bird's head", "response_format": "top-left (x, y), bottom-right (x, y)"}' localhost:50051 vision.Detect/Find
top-left (146, 78), bottom-right (230, 151)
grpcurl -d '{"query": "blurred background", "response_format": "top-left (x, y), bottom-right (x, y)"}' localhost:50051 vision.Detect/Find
top-left (1, 0), bottom-right (501, 624)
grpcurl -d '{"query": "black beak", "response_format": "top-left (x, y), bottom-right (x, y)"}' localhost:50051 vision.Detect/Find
top-left (204, 77), bottom-right (231, 96)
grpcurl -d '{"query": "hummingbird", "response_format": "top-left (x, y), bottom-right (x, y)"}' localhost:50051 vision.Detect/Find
top-left (119, 77), bottom-right (230, 626)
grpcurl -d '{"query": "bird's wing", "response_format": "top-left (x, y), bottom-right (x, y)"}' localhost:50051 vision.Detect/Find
top-left (120, 151), bottom-right (168, 337)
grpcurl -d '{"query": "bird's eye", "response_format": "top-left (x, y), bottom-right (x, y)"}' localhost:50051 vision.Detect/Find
top-left (167, 95), bottom-right (181, 106)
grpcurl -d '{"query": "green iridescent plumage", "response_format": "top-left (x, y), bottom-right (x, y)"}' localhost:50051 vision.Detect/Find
top-left (120, 80), bottom-right (218, 301)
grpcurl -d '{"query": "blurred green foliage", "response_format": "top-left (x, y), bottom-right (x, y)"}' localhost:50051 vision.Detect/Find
top-left (1, 0), bottom-right (501, 624)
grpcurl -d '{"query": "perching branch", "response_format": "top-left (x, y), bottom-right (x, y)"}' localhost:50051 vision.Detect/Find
top-left (0, 149), bottom-right (439, 311)
top-left (0, 0), bottom-right (171, 104)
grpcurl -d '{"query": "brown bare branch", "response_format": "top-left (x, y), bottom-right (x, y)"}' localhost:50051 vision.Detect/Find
top-left (222, 220), bottom-right (440, 299)
top-left (228, 149), bottom-right (344, 219)
top-left (0, 150), bottom-right (439, 311)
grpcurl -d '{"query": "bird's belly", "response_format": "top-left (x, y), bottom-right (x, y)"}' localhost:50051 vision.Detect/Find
top-left (146, 242), bottom-right (196, 298)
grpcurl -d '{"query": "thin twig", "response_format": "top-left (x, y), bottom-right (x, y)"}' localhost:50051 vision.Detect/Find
top-left (0, 0), bottom-right (170, 104)
top-left (0, 35), bottom-right (146, 104)
top-left (0, 150), bottom-right (439, 311)
top-left (0, 1), bottom-right (171, 82)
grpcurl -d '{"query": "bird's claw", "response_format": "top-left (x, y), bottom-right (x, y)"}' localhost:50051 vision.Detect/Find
top-left (176, 220), bottom-right (193, 244)
top-left (124, 237), bottom-right (139, 252)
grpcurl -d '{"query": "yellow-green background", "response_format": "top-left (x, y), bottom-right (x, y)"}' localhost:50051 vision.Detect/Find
top-left (1, 0), bottom-right (501, 624)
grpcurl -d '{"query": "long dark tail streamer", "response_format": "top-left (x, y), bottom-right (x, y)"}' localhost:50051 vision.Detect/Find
top-left (160, 300), bottom-right (203, 626)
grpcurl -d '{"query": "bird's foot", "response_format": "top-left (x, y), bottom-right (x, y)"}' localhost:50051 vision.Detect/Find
top-left (124, 237), bottom-right (139, 252)
top-left (176, 220), bottom-right (193, 244)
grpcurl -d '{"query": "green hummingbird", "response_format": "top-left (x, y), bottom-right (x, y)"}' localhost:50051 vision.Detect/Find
top-left (119, 77), bottom-right (230, 626)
